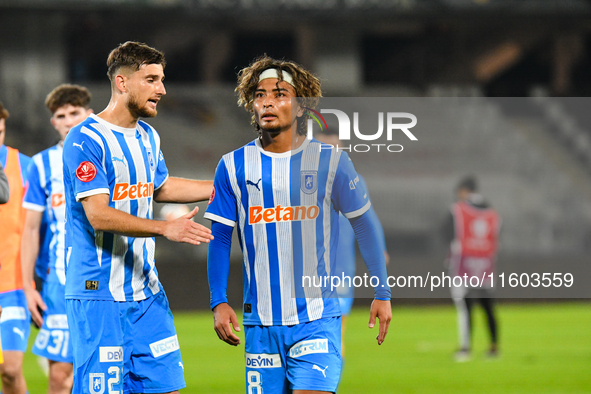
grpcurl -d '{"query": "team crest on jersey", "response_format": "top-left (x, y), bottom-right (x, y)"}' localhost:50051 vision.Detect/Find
top-left (146, 148), bottom-right (155, 172)
top-left (89, 373), bottom-right (105, 394)
top-left (301, 171), bottom-right (318, 194)
top-left (76, 161), bottom-right (97, 182)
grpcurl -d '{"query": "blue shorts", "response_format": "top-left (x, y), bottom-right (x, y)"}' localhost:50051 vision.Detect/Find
top-left (33, 281), bottom-right (72, 363)
top-left (245, 316), bottom-right (342, 394)
top-left (66, 290), bottom-right (185, 394)
top-left (0, 290), bottom-right (31, 352)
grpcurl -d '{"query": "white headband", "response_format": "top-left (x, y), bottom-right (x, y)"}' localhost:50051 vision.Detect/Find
top-left (258, 68), bottom-right (295, 88)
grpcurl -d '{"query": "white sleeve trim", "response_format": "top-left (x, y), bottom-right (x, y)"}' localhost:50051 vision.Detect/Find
top-left (22, 202), bottom-right (46, 212)
top-left (203, 212), bottom-right (236, 227)
top-left (343, 201), bottom-right (372, 219)
top-left (75, 188), bottom-right (110, 202)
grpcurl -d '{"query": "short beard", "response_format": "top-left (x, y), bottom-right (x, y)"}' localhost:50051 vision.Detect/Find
top-left (127, 93), bottom-right (156, 119)
top-left (258, 123), bottom-right (282, 135)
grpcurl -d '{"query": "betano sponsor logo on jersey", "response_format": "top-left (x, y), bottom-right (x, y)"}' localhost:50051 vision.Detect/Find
top-left (51, 193), bottom-right (65, 208)
top-left (248, 205), bottom-right (319, 224)
top-left (112, 182), bottom-right (154, 201)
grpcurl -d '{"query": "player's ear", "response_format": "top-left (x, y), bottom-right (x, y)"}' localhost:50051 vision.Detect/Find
top-left (86, 108), bottom-right (94, 116)
top-left (50, 116), bottom-right (57, 129)
top-left (115, 74), bottom-right (127, 93)
top-left (296, 103), bottom-right (305, 118)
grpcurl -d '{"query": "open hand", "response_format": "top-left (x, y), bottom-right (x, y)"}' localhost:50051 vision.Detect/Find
top-left (163, 206), bottom-right (214, 245)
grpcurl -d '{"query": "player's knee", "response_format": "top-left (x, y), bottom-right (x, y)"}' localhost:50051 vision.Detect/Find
top-left (0, 362), bottom-right (23, 385)
top-left (49, 364), bottom-right (73, 391)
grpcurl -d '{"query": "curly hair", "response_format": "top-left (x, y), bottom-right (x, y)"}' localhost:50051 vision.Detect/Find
top-left (236, 55), bottom-right (322, 136)
top-left (45, 84), bottom-right (91, 114)
top-left (106, 41), bottom-right (166, 82)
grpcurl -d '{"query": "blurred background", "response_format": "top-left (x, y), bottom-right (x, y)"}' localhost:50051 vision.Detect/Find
top-left (1, 0), bottom-right (591, 308)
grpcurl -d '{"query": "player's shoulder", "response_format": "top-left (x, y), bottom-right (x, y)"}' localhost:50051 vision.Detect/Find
top-left (5, 143), bottom-right (30, 160)
top-left (72, 114), bottom-right (98, 134)
top-left (18, 152), bottom-right (32, 169)
top-left (64, 117), bottom-right (104, 148)
top-left (307, 138), bottom-right (347, 159)
top-left (28, 148), bottom-right (49, 172)
top-left (32, 143), bottom-right (60, 161)
top-left (356, 173), bottom-right (368, 189)
top-left (65, 116), bottom-right (99, 142)
top-left (7, 143), bottom-right (30, 163)
top-left (15, 150), bottom-right (31, 161)
top-left (221, 139), bottom-right (257, 161)
top-left (309, 137), bottom-right (328, 149)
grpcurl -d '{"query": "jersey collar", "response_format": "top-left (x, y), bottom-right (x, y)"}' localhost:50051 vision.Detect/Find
top-left (90, 113), bottom-right (138, 137)
top-left (254, 136), bottom-right (310, 158)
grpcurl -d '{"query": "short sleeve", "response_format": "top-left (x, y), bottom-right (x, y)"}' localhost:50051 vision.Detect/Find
top-left (204, 158), bottom-right (238, 227)
top-left (332, 152), bottom-right (371, 219)
top-left (23, 159), bottom-right (46, 212)
top-left (154, 150), bottom-right (169, 190)
top-left (63, 129), bottom-right (110, 202)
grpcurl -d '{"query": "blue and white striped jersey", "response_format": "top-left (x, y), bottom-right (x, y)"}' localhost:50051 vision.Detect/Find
top-left (23, 144), bottom-right (67, 286)
top-left (62, 114), bottom-right (169, 302)
top-left (205, 138), bottom-right (371, 326)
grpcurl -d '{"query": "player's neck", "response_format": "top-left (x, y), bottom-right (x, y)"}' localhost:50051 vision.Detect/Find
top-left (97, 99), bottom-right (138, 129)
top-left (260, 125), bottom-right (304, 153)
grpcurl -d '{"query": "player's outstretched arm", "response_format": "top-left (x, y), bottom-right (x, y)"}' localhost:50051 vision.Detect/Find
top-left (81, 194), bottom-right (213, 245)
top-left (21, 209), bottom-right (47, 327)
top-left (154, 177), bottom-right (213, 203)
top-left (213, 303), bottom-right (241, 346)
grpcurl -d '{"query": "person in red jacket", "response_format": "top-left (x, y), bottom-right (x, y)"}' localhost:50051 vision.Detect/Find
top-left (442, 175), bottom-right (500, 362)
